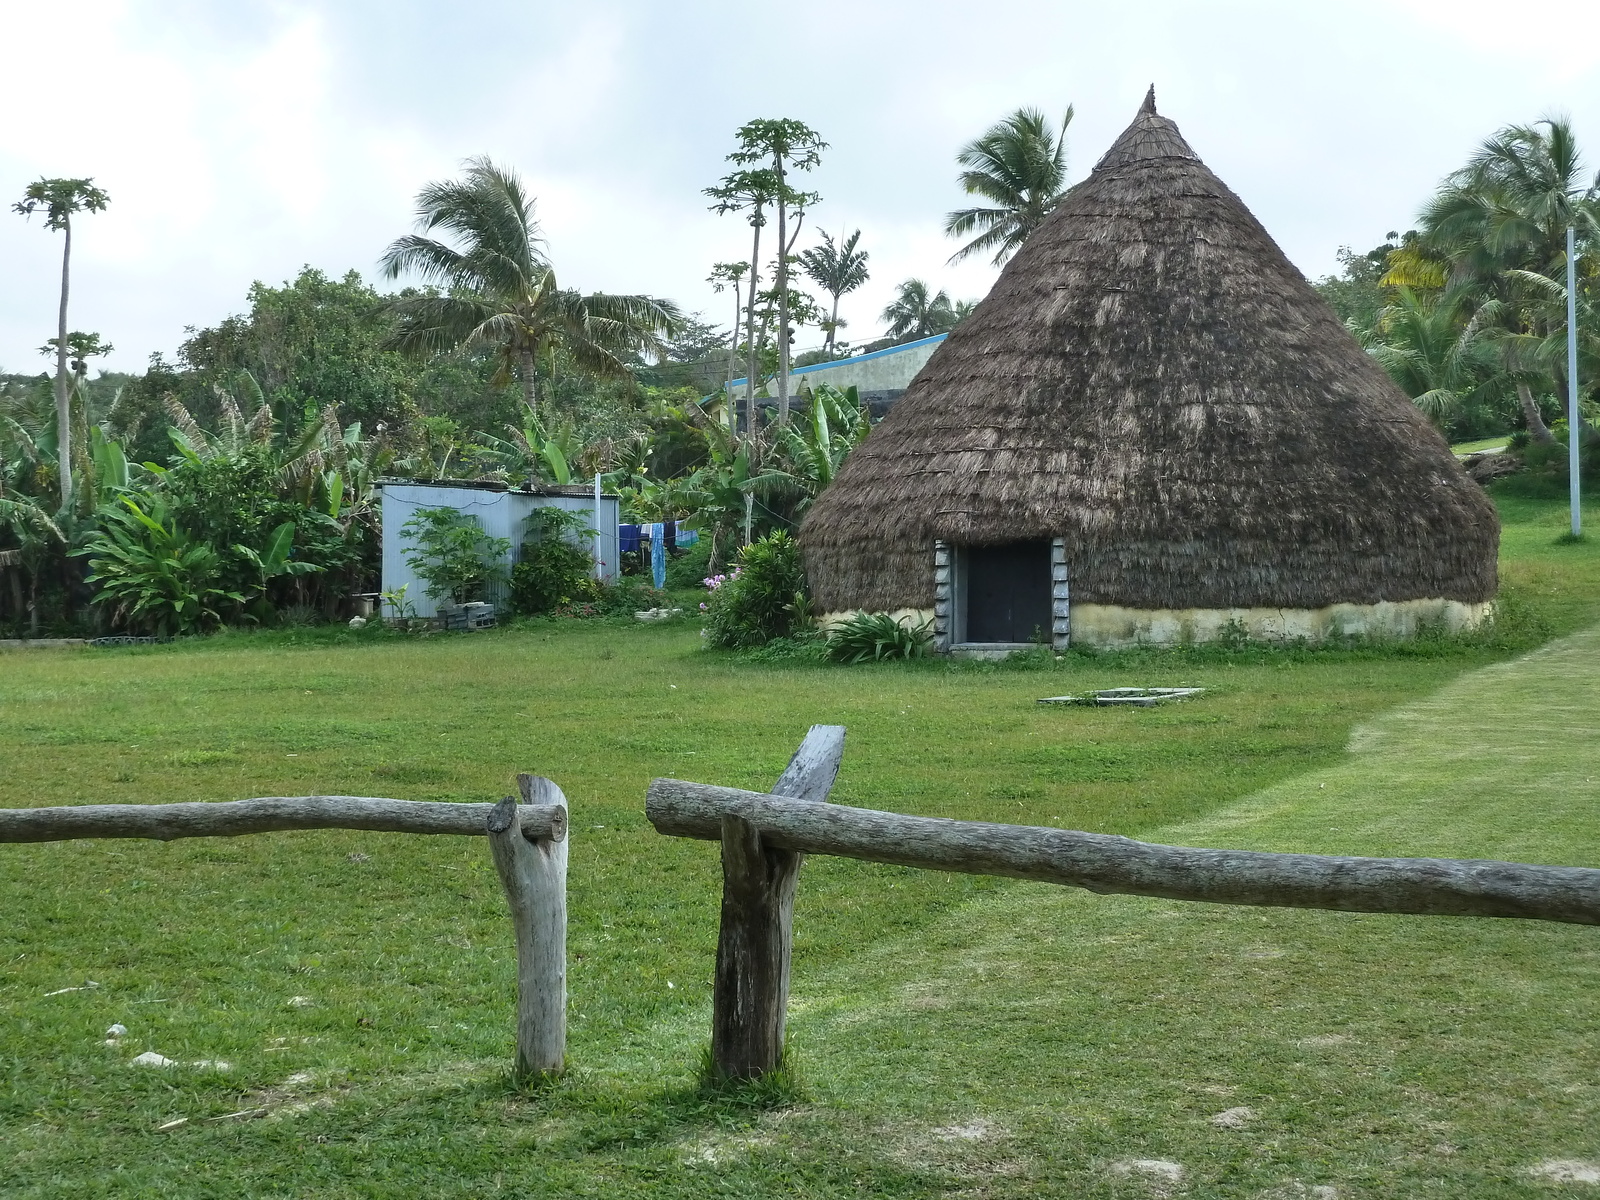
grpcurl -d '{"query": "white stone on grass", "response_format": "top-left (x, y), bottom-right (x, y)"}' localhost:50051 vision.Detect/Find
top-left (1108, 1158), bottom-right (1186, 1195)
top-left (131, 1052), bottom-right (175, 1068)
top-left (105, 1023), bottom-right (127, 1038)
top-left (1211, 1106), bottom-right (1257, 1129)
top-left (1529, 1160), bottom-right (1600, 1184)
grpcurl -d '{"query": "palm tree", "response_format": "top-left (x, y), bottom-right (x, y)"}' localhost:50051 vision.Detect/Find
top-left (799, 230), bottom-right (870, 354)
top-left (1365, 287), bottom-right (1501, 426)
top-left (881, 280), bottom-right (956, 341)
top-left (944, 106), bottom-right (1073, 267)
top-left (380, 157), bottom-right (682, 415)
top-left (13, 177), bottom-right (111, 507)
top-left (1412, 118), bottom-right (1600, 441)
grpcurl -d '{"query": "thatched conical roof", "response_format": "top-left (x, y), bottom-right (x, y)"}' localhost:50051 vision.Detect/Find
top-left (800, 89), bottom-right (1498, 614)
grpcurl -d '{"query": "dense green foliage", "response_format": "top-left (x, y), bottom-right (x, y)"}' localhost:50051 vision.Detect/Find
top-left (510, 508), bottom-right (597, 615)
top-left (1317, 118), bottom-right (1597, 446)
top-left (77, 493), bottom-right (244, 635)
top-left (701, 531), bottom-right (808, 648)
top-left (824, 610), bottom-right (933, 662)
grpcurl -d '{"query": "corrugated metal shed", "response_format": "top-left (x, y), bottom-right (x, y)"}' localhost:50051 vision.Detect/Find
top-left (377, 480), bottom-right (620, 619)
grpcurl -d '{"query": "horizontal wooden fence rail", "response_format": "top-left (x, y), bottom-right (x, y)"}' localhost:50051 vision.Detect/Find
top-left (647, 729), bottom-right (1600, 1080)
top-left (2, 782), bottom-right (569, 1080)
top-left (647, 780), bottom-right (1600, 925)
top-left (0, 796), bottom-right (567, 844)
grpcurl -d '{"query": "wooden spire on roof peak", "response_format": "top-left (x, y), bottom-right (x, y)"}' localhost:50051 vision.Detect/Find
top-left (1092, 88), bottom-right (1197, 170)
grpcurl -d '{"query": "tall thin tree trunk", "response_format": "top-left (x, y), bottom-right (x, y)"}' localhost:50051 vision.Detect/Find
top-left (775, 153), bottom-right (791, 427)
top-left (725, 284), bottom-right (742, 431)
top-left (744, 216), bottom-right (763, 439)
top-left (1517, 381), bottom-right (1555, 444)
top-left (520, 346), bottom-right (538, 416)
top-left (55, 218), bottom-right (73, 509)
top-left (826, 293), bottom-right (840, 354)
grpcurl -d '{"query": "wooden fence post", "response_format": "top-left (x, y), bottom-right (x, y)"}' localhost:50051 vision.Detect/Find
top-left (487, 774), bottom-right (568, 1080)
top-left (712, 725), bottom-right (845, 1080)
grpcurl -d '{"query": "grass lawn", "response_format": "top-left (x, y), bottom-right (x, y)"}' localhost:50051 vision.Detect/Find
top-left (2, 490), bottom-right (1598, 1197)
top-left (1450, 436), bottom-right (1512, 455)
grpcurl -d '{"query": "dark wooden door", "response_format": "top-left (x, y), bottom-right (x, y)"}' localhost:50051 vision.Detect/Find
top-left (964, 541), bottom-right (1051, 643)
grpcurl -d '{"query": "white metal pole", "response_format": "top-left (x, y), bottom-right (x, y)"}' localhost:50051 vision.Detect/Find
top-left (594, 471), bottom-right (604, 581)
top-left (1569, 225), bottom-right (1582, 538)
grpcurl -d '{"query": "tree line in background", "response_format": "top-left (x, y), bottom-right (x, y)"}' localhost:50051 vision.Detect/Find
top-left (1313, 117), bottom-right (1597, 483)
top-left (0, 99), bottom-right (1069, 637)
top-left (7, 104), bottom-right (1586, 639)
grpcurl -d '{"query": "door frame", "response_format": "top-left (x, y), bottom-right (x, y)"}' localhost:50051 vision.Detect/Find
top-left (933, 538), bottom-right (1069, 654)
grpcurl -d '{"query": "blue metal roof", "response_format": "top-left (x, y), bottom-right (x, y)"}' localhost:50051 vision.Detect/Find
top-left (722, 333), bottom-right (947, 390)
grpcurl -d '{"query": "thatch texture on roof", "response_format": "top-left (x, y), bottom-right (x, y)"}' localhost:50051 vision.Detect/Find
top-left (801, 90), bottom-right (1498, 615)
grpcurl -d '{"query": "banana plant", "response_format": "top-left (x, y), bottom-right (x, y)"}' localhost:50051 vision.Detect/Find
top-left (77, 493), bottom-right (245, 636)
top-left (233, 520), bottom-right (322, 587)
top-left (473, 413), bottom-right (579, 485)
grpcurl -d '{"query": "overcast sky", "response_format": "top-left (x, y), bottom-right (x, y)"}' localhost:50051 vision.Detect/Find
top-left (3, 0), bottom-right (1599, 376)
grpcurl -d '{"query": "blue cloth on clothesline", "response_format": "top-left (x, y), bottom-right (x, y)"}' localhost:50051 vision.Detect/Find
top-left (648, 522), bottom-right (666, 589)
top-left (619, 524), bottom-right (641, 554)
top-left (676, 527), bottom-right (699, 547)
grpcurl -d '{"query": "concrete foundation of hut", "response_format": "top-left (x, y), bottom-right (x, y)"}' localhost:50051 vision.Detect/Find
top-left (817, 608), bottom-right (934, 634)
top-left (1066, 598), bottom-right (1492, 649)
top-left (818, 598), bottom-right (1492, 655)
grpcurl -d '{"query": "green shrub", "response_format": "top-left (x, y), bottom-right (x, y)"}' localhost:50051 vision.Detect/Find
top-left (401, 506), bottom-right (512, 605)
top-left (511, 508), bottom-right (597, 615)
top-left (1495, 425), bottom-right (1600, 499)
top-left (824, 611), bottom-right (933, 662)
top-left (77, 493), bottom-right (245, 636)
top-left (664, 536), bottom-right (712, 591)
top-left (702, 532), bottom-right (808, 649)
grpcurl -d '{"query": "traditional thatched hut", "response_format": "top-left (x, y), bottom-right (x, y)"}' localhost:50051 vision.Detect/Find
top-left (800, 89), bottom-right (1499, 652)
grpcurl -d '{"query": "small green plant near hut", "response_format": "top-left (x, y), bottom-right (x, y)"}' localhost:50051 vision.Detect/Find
top-left (824, 611), bottom-right (933, 662)
top-left (702, 531), bottom-right (808, 649)
top-left (401, 506), bottom-right (511, 605)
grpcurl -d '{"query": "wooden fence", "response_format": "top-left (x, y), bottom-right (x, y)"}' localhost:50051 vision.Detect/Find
top-left (9, 723), bottom-right (1600, 1087)
top-left (647, 725), bottom-right (1600, 1080)
top-left (0, 777), bottom-right (569, 1080)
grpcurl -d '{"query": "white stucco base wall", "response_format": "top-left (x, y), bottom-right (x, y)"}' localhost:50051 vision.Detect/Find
top-left (816, 599), bottom-right (1492, 651)
top-left (816, 608), bottom-right (934, 633)
top-left (1068, 598), bottom-right (1494, 649)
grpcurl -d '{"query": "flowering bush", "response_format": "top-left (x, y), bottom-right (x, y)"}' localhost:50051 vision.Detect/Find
top-left (701, 533), bottom-right (808, 649)
top-left (699, 567), bottom-right (741, 611)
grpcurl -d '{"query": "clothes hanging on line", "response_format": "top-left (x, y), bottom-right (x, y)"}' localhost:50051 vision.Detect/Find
top-left (648, 522), bottom-right (667, 589)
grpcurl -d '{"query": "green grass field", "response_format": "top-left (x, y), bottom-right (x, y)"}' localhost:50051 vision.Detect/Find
top-left (2, 490), bottom-right (1598, 1197)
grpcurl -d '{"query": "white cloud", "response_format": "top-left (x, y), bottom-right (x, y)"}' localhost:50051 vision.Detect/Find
top-left (2, 0), bottom-right (1597, 374)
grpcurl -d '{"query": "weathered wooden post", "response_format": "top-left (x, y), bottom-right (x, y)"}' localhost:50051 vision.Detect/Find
top-left (487, 774), bottom-right (569, 1080)
top-left (712, 724), bottom-right (845, 1080)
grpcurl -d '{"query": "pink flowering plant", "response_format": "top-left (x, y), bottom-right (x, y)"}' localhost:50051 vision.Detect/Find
top-left (700, 534), bottom-right (809, 649)
top-left (699, 567), bottom-right (742, 611)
